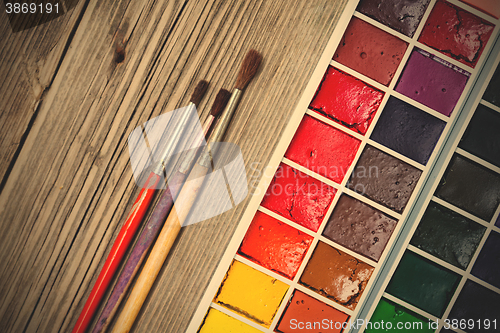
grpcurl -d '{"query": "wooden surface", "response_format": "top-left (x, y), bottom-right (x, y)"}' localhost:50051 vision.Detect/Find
top-left (0, 0), bottom-right (349, 332)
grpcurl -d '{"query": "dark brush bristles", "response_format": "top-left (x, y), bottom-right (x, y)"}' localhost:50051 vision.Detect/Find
top-left (210, 89), bottom-right (231, 117)
top-left (235, 49), bottom-right (262, 91)
top-left (190, 80), bottom-right (209, 105)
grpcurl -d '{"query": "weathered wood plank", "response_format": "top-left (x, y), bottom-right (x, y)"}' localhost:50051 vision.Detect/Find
top-left (0, 0), bottom-right (349, 332)
top-left (0, 0), bottom-right (189, 331)
top-left (0, 0), bottom-right (89, 190)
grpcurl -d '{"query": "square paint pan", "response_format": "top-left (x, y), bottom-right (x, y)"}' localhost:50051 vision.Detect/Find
top-left (275, 290), bottom-right (350, 333)
top-left (213, 260), bottom-right (289, 327)
top-left (435, 154), bottom-right (500, 222)
top-left (347, 145), bottom-right (422, 214)
top-left (395, 48), bottom-right (470, 117)
top-left (370, 96), bottom-right (446, 165)
top-left (260, 163), bottom-right (336, 232)
top-left (419, 0), bottom-right (494, 68)
top-left (299, 241), bottom-right (374, 310)
top-left (386, 250), bottom-right (461, 317)
top-left (410, 201), bottom-right (486, 270)
top-left (448, 280), bottom-right (500, 331)
top-left (198, 308), bottom-right (262, 333)
top-left (309, 66), bottom-right (384, 135)
top-left (285, 114), bottom-right (360, 184)
top-left (333, 16), bottom-right (408, 86)
top-left (367, 297), bottom-right (434, 333)
top-left (322, 194), bottom-right (398, 262)
top-left (356, 0), bottom-right (432, 38)
top-left (237, 211), bottom-right (313, 279)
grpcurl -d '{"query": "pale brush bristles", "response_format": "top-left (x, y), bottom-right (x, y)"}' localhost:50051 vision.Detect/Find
top-left (235, 49), bottom-right (263, 90)
top-left (190, 80), bottom-right (209, 105)
top-left (211, 89), bottom-right (231, 117)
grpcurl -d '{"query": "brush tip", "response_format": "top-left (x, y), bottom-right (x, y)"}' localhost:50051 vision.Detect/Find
top-left (190, 80), bottom-right (209, 105)
top-left (211, 89), bottom-right (231, 117)
top-left (235, 49), bottom-right (262, 90)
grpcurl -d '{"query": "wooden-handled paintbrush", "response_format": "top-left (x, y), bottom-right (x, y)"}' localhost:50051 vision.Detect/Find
top-left (111, 49), bottom-right (262, 333)
top-left (72, 80), bottom-right (208, 333)
top-left (91, 89), bottom-right (231, 333)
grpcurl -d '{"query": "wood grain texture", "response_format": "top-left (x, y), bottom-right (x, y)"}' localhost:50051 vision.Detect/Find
top-left (0, 0), bottom-right (349, 332)
top-left (0, 0), bottom-right (87, 191)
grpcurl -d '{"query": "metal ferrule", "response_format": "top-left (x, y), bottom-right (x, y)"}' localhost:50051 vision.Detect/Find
top-left (153, 102), bottom-right (196, 175)
top-left (197, 89), bottom-right (242, 169)
top-left (178, 115), bottom-right (214, 174)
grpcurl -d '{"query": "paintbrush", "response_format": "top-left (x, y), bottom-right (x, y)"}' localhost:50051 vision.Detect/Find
top-left (72, 80), bottom-right (208, 333)
top-left (91, 89), bottom-right (231, 333)
top-left (111, 49), bottom-right (262, 333)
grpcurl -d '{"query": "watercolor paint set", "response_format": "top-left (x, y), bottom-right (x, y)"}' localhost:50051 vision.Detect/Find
top-left (359, 25), bottom-right (500, 333)
top-left (187, 0), bottom-right (500, 332)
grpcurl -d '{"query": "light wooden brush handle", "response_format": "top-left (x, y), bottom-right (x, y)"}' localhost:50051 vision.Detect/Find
top-left (111, 162), bottom-right (210, 333)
